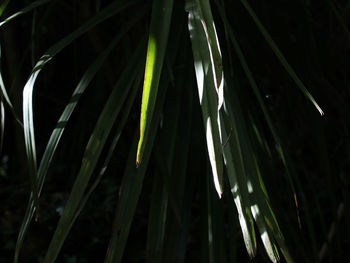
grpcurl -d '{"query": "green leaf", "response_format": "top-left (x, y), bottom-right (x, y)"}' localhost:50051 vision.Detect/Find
top-left (215, 0), bottom-right (301, 228)
top-left (42, 40), bottom-right (145, 263)
top-left (146, 52), bottom-right (187, 262)
top-left (136, 0), bottom-right (174, 165)
top-left (161, 53), bottom-right (193, 262)
top-left (221, 106), bottom-right (257, 258)
top-left (104, 64), bottom-right (169, 263)
top-left (71, 68), bottom-right (143, 238)
top-left (186, 0), bottom-right (225, 197)
top-left (0, 0), bottom-right (52, 27)
top-left (13, 12), bottom-right (146, 261)
top-left (239, 0), bottom-right (324, 116)
top-left (20, 0), bottom-right (135, 240)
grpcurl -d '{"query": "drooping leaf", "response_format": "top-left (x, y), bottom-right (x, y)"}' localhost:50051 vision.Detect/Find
top-left (13, 12), bottom-right (146, 261)
top-left (186, 0), bottom-right (225, 197)
top-left (42, 40), bottom-right (145, 263)
top-left (20, 0), bottom-right (136, 238)
top-left (0, 0), bottom-right (52, 27)
top-left (215, 0), bottom-right (301, 226)
top-left (239, 0), bottom-right (324, 116)
top-left (70, 69), bottom-right (143, 237)
top-left (104, 63), bottom-right (169, 263)
top-left (221, 105), bottom-right (257, 258)
top-left (136, 0), bottom-right (174, 165)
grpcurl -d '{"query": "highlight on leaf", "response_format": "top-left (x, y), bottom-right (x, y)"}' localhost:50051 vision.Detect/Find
top-left (1, 1), bottom-right (347, 263)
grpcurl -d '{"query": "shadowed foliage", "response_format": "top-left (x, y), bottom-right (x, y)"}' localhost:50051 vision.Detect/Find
top-left (0, 0), bottom-right (349, 262)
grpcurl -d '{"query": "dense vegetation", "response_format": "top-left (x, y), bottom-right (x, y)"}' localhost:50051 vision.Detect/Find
top-left (0, 0), bottom-right (349, 262)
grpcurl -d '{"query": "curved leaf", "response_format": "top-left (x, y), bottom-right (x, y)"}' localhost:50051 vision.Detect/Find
top-left (13, 11), bottom-right (146, 261)
top-left (21, 0), bottom-right (135, 231)
top-left (43, 41), bottom-right (145, 263)
top-left (0, 0), bottom-right (52, 27)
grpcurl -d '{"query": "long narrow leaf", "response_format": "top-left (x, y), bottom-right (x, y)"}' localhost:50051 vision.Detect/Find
top-left (13, 12), bottom-right (146, 261)
top-left (136, 0), bottom-right (174, 165)
top-left (215, 0), bottom-right (301, 225)
top-left (21, 0), bottom-right (136, 234)
top-left (0, 0), bottom-right (52, 27)
top-left (70, 70), bottom-right (143, 235)
top-left (42, 41), bottom-right (145, 263)
top-left (105, 67), bottom-right (169, 263)
top-left (186, 0), bottom-right (225, 197)
top-left (221, 107), bottom-right (257, 258)
top-left (239, 0), bottom-right (324, 115)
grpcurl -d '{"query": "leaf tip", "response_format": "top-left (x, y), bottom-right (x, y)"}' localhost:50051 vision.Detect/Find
top-left (136, 146), bottom-right (142, 168)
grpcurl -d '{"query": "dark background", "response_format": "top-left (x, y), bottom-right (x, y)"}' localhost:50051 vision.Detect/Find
top-left (1, 0), bottom-right (349, 262)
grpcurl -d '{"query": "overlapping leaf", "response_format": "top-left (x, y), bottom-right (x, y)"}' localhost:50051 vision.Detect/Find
top-left (104, 62), bottom-right (169, 263)
top-left (186, 0), bottom-right (224, 197)
top-left (43, 41), bottom-right (145, 263)
top-left (13, 12), bottom-right (146, 261)
top-left (20, 0), bottom-right (135, 242)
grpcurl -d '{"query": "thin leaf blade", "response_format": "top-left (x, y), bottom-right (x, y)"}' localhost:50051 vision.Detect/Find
top-left (136, 0), bottom-right (174, 165)
top-left (240, 0), bottom-right (324, 116)
top-left (186, 0), bottom-right (225, 197)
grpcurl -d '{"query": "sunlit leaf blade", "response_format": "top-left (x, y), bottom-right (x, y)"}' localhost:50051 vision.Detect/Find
top-left (0, 0), bottom-right (52, 27)
top-left (249, 159), bottom-right (294, 263)
top-left (136, 0), bottom-right (174, 165)
top-left (185, 0), bottom-right (224, 105)
top-left (221, 77), bottom-right (293, 262)
top-left (42, 42), bottom-right (145, 263)
top-left (239, 0), bottom-right (324, 116)
top-left (13, 13), bottom-right (146, 260)
top-left (105, 70), bottom-right (168, 263)
top-left (215, 2), bottom-right (301, 225)
top-left (221, 108), bottom-right (257, 258)
top-left (19, 0), bottom-right (135, 243)
top-left (23, 78), bottom-right (40, 218)
top-left (186, 0), bottom-right (224, 197)
top-left (250, 203), bottom-right (279, 263)
top-left (237, 115), bottom-right (291, 262)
